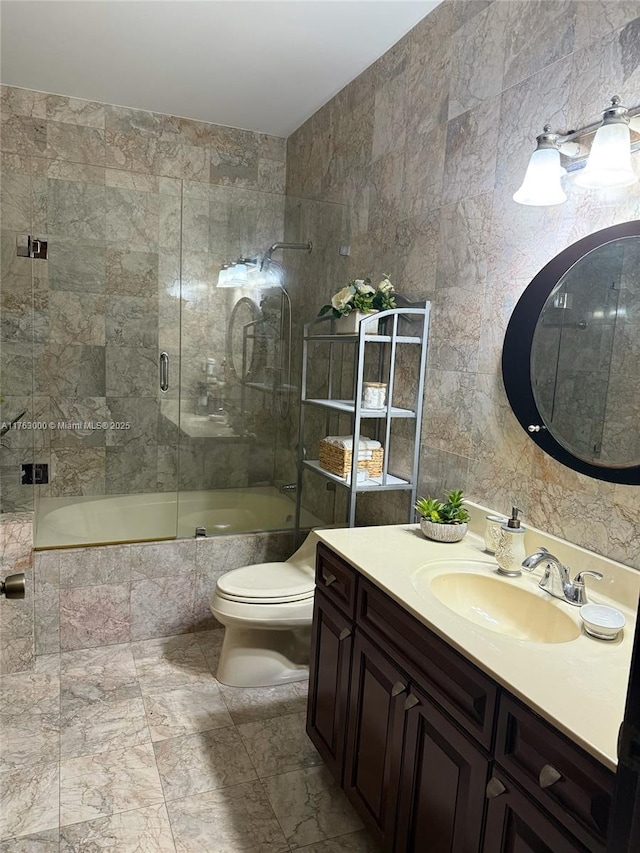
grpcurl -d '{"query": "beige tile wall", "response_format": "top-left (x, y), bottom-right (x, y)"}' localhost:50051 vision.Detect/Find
top-left (285, 0), bottom-right (640, 567)
top-left (33, 530), bottom-right (296, 654)
top-left (0, 513), bottom-right (34, 673)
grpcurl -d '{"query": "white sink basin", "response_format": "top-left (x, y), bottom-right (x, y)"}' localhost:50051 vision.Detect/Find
top-left (413, 561), bottom-right (580, 644)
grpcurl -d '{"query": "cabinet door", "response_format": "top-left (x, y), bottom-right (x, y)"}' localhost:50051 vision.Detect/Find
top-left (344, 634), bottom-right (407, 850)
top-left (306, 590), bottom-right (353, 781)
top-left (483, 770), bottom-right (588, 853)
top-left (395, 684), bottom-right (489, 853)
top-left (344, 631), bottom-right (408, 848)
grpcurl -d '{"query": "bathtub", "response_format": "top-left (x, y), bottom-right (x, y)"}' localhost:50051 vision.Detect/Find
top-left (35, 486), bottom-right (321, 549)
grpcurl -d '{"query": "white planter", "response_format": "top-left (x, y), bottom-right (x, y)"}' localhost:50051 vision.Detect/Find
top-left (420, 518), bottom-right (468, 543)
top-left (335, 310), bottom-right (379, 335)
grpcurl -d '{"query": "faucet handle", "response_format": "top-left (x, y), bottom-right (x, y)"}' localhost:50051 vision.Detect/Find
top-left (574, 570), bottom-right (604, 584)
top-left (571, 570), bottom-right (603, 606)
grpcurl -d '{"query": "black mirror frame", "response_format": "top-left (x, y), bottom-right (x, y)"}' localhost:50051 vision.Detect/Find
top-left (502, 219), bottom-right (640, 485)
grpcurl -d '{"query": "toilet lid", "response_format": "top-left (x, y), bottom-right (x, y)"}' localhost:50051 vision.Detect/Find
top-left (217, 561), bottom-right (315, 603)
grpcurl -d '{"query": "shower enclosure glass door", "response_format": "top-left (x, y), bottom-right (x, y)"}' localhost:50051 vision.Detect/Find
top-left (18, 164), bottom-right (347, 547)
top-left (0, 162), bottom-right (38, 522)
top-left (176, 181), bottom-right (295, 537)
top-left (175, 188), bottom-right (349, 539)
top-left (31, 168), bottom-right (180, 547)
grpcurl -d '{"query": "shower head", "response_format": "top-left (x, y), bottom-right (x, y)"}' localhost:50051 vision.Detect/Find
top-left (260, 241), bottom-right (312, 271)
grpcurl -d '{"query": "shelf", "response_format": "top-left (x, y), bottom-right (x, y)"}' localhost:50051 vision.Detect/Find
top-left (304, 399), bottom-right (416, 418)
top-left (303, 460), bottom-right (413, 492)
top-left (305, 333), bottom-right (421, 345)
top-left (244, 382), bottom-right (297, 394)
top-left (298, 305), bottom-right (429, 527)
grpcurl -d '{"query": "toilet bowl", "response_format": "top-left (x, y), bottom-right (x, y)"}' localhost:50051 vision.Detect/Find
top-left (210, 531), bottom-right (319, 687)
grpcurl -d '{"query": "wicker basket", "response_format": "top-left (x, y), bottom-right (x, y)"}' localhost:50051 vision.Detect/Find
top-left (319, 439), bottom-right (384, 479)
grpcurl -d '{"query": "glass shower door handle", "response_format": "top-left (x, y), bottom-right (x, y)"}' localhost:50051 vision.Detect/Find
top-left (159, 352), bottom-right (169, 392)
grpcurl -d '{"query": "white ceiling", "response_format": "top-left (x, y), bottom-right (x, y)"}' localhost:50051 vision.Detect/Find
top-left (0, 0), bottom-right (439, 137)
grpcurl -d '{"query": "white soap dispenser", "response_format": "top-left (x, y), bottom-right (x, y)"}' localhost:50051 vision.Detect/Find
top-left (495, 507), bottom-right (526, 577)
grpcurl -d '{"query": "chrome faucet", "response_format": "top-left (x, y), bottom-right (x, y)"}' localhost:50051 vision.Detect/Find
top-left (521, 546), bottom-right (603, 606)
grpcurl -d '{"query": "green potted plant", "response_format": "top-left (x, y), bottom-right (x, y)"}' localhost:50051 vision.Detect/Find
top-left (319, 275), bottom-right (396, 334)
top-left (415, 490), bottom-right (470, 543)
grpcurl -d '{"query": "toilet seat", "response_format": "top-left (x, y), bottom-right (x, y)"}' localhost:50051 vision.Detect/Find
top-left (216, 561), bottom-right (315, 604)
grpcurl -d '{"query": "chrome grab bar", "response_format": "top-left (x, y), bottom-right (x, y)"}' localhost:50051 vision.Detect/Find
top-left (159, 352), bottom-right (169, 392)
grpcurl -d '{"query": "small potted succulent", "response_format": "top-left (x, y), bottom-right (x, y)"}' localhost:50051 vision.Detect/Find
top-left (415, 490), bottom-right (470, 543)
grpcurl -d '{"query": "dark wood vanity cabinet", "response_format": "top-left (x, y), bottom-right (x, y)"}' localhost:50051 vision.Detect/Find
top-left (307, 544), bottom-right (615, 853)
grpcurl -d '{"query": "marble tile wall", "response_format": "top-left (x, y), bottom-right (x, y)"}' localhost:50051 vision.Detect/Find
top-left (285, 0), bottom-right (640, 566)
top-left (0, 85), bottom-right (287, 513)
top-left (0, 513), bottom-right (34, 673)
top-left (34, 530), bottom-right (295, 652)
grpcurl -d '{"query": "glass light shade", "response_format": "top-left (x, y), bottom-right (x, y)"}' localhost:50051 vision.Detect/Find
top-left (513, 147), bottom-right (567, 206)
top-left (217, 266), bottom-right (234, 288)
top-left (575, 122), bottom-right (637, 189)
top-left (227, 263), bottom-right (249, 287)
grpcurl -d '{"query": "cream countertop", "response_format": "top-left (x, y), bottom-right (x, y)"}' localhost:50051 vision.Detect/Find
top-left (315, 502), bottom-right (639, 772)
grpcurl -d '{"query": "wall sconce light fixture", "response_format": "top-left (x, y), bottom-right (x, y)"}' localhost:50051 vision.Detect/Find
top-left (216, 258), bottom-right (257, 288)
top-left (514, 96), bottom-right (640, 206)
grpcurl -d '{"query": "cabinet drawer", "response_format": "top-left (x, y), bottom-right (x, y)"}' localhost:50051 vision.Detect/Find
top-left (316, 543), bottom-right (357, 618)
top-left (495, 695), bottom-right (614, 852)
top-left (483, 768), bottom-right (588, 853)
top-left (357, 578), bottom-right (498, 749)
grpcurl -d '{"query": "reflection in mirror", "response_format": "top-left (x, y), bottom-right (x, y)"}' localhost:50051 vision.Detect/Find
top-left (503, 220), bottom-right (640, 484)
top-left (226, 296), bottom-right (264, 383)
top-left (531, 237), bottom-right (640, 467)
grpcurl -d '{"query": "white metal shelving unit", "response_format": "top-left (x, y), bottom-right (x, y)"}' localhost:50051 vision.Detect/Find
top-left (295, 304), bottom-right (430, 529)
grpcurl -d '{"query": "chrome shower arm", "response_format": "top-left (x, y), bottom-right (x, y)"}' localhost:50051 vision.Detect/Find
top-left (260, 242), bottom-right (312, 270)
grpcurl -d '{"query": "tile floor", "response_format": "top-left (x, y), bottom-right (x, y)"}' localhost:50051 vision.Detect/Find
top-left (0, 631), bottom-right (382, 852)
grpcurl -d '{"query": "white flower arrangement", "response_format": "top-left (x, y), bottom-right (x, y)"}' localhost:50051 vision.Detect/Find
top-left (319, 275), bottom-right (396, 318)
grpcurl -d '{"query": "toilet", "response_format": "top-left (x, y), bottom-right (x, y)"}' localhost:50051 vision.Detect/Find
top-left (210, 531), bottom-right (319, 687)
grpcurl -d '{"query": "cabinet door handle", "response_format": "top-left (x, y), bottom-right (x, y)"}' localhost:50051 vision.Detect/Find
top-left (486, 778), bottom-right (507, 799)
top-left (391, 681), bottom-right (407, 697)
top-left (539, 764), bottom-right (562, 789)
top-left (338, 628), bottom-right (351, 641)
top-left (403, 693), bottom-right (420, 711)
top-left (323, 571), bottom-right (337, 587)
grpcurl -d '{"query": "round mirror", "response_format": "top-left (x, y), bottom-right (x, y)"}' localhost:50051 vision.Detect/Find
top-left (226, 296), bottom-right (265, 383)
top-left (503, 220), bottom-right (640, 484)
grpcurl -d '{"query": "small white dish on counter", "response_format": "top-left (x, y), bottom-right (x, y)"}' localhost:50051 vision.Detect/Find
top-left (580, 604), bottom-right (626, 640)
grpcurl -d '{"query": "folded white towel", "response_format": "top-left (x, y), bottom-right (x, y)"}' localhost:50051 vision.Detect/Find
top-left (324, 436), bottom-right (382, 452)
